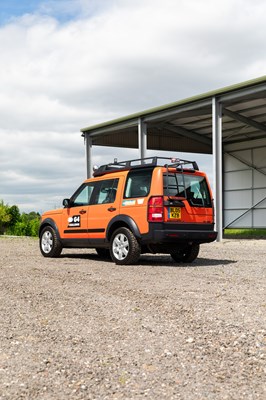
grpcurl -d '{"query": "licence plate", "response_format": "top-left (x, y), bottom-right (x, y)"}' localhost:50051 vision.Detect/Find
top-left (169, 207), bottom-right (181, 219)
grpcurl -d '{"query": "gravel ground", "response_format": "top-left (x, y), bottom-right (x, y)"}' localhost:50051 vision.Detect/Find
top-left (0, 237), bottom-right (265, 400)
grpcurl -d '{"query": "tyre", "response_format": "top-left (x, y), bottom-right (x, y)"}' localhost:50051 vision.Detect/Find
top-left (171, 244), bottom-right (200, 263)
top-left (95, 248), bottom-right (111, 260)
top-left (110, 227), bottom-right (141, 265)
top-left (40, 226), bottom-right (62, 257)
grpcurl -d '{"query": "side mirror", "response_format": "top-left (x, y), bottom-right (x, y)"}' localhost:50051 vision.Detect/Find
top-left (63, 198), bottom-right (70, 208)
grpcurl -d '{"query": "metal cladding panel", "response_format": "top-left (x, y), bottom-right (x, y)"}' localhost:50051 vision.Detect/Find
top-left (254, 189), bottom-right (266, 207)
top-left (225, 97), bottom-right (266, 113)
top-left (254, 169), bottom-right (266, 188)
top-left (224, 190), bottom-right (252, 209)
top-left (224, 152), bottom-right (250, 172)
top-left (224, 170), bottom-right (252, 191)
top-left (92, 128), bottom-right (138, 148)
top-left (253, 209), bottom-right (266, 226)
top-left (147, 133), bottom-right (211, 154)
top-left (224, 210), bottom-right (252, 228)
top-left (224, 146), bottom-right (266, 228)
top-left (224, 137), bottom-right (266, 152)
top-left (253, 147), bottom-right (266, 168)
top-left (91, 128), bottom-right (212, 153)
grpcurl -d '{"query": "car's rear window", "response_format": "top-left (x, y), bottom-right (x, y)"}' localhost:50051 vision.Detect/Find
top-left (124, 169), bottom-right (153, 198)
top-left (164, 173), bottom-right (212, 207)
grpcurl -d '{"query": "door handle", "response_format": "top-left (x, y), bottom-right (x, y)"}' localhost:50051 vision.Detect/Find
top-left (79, 209), bottom-right (86, 214)
top-left (108, 207), bottom-right (116, 212)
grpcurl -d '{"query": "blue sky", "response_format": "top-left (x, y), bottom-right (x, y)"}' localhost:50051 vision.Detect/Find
top-left (0, 0), bottom-right (265, 213)
top-left (0, 0), bottom-right (111, 25)
top-left (0, 0), bottom-right (87, 24)
top-left (0, 0), bottom-right (41, 18)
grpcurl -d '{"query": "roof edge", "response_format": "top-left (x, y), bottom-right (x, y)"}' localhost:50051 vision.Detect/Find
top-left (81, 75), bottom-right (266, 134)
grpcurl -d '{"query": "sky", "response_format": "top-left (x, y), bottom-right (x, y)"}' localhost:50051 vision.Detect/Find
top-left (0, 0), bottom-right (265, 213)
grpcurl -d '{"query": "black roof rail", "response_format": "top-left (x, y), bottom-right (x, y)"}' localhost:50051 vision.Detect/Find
top-left (93, 156), bottom-right (199, 176)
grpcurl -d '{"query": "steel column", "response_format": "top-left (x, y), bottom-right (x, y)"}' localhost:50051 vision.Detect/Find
top-left (212, 97), bottom-right (223, 241)
top-left (85, 134), bottom-right (92, 178)
top-left (138, 118), bottom-right (147, 158)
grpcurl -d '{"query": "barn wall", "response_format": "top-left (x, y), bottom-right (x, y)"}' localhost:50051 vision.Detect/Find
top-left (224, 138), bottom-right (266, 228)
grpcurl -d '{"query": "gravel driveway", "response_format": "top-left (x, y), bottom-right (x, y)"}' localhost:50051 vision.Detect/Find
top-left (0, 237), bottom-right (265, 399)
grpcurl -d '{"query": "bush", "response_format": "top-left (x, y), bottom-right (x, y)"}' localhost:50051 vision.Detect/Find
top-left (0, 200), bottom-right (40, 237)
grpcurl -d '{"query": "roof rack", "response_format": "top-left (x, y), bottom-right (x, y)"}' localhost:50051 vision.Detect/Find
top-left (93, 156), bottom-right (199, 176)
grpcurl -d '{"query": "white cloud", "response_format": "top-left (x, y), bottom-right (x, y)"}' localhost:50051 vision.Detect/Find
top-left (0, 0), bottom-right (265, 212)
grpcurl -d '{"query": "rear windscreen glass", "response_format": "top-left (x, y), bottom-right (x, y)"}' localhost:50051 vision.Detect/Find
top-left (124, 169), bottom-right (153, 198)
top-left (163, 174), bottom-right (212, 207)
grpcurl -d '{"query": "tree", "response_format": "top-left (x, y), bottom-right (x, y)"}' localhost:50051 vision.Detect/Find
top-left (8, 205), bottom-right (20, 227)
top-left (0, 200), bottom-right (11, 234)
top-left (0, 199), bottom-right (40, 237)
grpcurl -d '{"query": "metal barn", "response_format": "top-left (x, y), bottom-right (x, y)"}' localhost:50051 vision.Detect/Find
top-left (81, 76), bottom-right (266, 241)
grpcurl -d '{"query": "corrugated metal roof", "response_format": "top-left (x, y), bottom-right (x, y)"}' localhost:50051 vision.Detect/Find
top-left (81, 76), bottom-right (266, 154)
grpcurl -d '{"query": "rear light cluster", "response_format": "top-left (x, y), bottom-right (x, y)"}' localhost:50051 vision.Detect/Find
top-left (148, 196), bottom-right (164, 222)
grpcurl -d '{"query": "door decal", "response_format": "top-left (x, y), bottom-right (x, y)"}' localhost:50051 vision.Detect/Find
top-left (68, 215), bottom-right (80, 227)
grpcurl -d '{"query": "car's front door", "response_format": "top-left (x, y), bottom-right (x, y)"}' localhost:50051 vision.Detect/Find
top-left (61, 183), bottom-right (96, 240)
top-left (87, 177), bottom-right (122, 240)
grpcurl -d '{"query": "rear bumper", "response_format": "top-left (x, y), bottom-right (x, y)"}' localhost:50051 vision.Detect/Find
top-left (141, 223), bottom-right (217, 244)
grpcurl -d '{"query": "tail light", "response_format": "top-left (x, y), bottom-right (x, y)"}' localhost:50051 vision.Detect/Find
top-left (148, 196), bottom-right (164, 222)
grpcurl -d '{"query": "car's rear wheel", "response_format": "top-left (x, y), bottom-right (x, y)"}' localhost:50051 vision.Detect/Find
top-left (170, 244), bottom-right (200, 263)
top-left (40, 226), bottom-right (62, 257)
top-left (110, 227), bottom-right (141, 265)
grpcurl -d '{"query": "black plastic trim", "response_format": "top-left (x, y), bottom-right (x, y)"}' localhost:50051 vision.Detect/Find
top-left (106, 214), bottom-right (141, 240)
top-left (39, 218), bottom-right (61, 240)
top-left (61, 238), bottom-right (107, 248)
top-left (140, 222), bottom-right (217, 245)
top-left (63, 228), bottom-right (105, 234)
top-left (162, 223), bottom-right (215, 231)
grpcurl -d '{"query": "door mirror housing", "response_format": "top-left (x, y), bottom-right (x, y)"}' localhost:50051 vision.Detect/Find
top-left (63, 198), bottom-right (70, 208)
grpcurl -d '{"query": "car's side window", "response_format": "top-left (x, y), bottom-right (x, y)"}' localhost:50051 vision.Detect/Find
top-left (71, 183), bottom-right (95, 207)
top-left (124, 169), bottom-right (153, 198)
top-left (93, 178), bottom-right (119, 205)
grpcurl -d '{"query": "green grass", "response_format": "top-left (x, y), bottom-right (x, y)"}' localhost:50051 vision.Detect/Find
top-left (224, 228), bottom-right (266, 239)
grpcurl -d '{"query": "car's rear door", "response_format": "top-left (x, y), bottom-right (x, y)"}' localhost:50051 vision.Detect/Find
top-left (163, 172), bottom-right (213, 224)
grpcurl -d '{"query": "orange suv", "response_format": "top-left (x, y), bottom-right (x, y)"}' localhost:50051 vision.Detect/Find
top-left (39, 157), bottom-right (217, 264)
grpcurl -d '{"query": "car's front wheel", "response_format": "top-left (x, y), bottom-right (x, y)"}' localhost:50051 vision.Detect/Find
top-left (110, 227), bottom-right (141, 265)
top-left (40, 226), bottom-right (62, 257)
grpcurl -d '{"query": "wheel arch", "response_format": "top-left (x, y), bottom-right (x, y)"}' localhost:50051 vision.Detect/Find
top-left (39, 218), bottom-right (61, 240)
top-left (106, 215), bottom-right (141, 242)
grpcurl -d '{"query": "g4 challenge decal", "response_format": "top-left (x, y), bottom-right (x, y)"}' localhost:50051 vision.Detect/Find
top-left (68, 215), bottom-right (80, 227)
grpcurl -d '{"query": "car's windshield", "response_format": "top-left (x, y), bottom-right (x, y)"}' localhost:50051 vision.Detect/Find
top-left (163, 173), bottom-right (212, 207)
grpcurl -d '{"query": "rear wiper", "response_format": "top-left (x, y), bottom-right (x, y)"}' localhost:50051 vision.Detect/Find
top-left (165, 197), bottom-right (185, 207)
